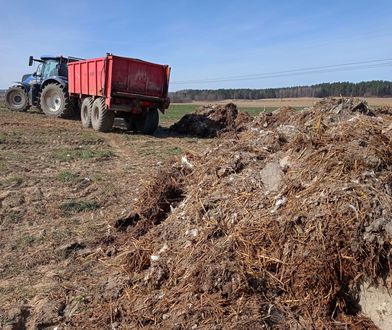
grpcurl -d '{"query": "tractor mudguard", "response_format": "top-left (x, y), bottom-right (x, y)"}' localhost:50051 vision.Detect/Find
top-left (41, 76), bottom-right (68, 89)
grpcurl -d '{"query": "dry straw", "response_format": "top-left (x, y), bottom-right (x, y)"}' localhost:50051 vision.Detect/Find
top-left (95, 98), bottom-right (392, 329)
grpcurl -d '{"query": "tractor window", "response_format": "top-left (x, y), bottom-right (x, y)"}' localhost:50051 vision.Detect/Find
top-left (35, 63), bottom-right (42, 77)
top-left (58, 63), bottom-right (68, 77)
top-left (41, 60), bottom-right (59, 79)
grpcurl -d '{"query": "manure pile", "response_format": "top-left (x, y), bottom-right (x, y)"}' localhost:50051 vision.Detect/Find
top-left (170, 102), bottom-right (252, 137)
top-left (115, 99), bottom-right (392, 329)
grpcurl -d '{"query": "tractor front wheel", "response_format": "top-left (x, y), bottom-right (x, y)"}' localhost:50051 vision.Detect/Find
top-left (5, 86), bottom-right (30, 112)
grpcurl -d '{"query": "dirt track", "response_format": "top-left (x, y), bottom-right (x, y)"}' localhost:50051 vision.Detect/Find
top-left (0, 106), bottom-right (213, 329)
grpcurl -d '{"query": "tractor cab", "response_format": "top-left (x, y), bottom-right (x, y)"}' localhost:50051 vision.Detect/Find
top-left (29, 56), bottom-right (69, 83)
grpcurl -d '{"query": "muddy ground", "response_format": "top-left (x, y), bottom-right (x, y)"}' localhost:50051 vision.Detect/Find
top-left (0, 104), bottom-right (214, 329)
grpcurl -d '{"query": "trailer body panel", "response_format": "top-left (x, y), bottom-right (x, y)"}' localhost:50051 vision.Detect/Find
top-left (68, 55), bottom-right (170, 110)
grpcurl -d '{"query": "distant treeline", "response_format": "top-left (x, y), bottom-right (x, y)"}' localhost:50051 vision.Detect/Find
top-left (170, 81), bottom-right (392, 102)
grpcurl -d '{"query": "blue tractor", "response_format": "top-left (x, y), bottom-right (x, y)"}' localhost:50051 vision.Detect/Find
top-left (5, 55), bottom-right (82, 117)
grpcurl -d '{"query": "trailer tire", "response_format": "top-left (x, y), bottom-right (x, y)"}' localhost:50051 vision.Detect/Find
top-left (40, 83), bottom-right (72, 118)
top-left (135, 108), bottom-right (159, 135)
top-left (81, 97), bottom-right (93, 128)
top-left (5, 86), bottom-right (30, 112)
top-left (123, 115), bottom-right (137, 131)
top-left (91, 97), bottom-right (114, 132)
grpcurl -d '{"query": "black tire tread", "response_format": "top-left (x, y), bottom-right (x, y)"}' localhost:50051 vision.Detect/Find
top-left (91, 98), bottom-right (114, 132)
top-left (5, 86), bottom-right (30, 112)
top-left (135, 108), bottom-right (159, 135)
top-left (124, 115), bottom-right (137, 131)
top-left (81, 97), bottom-right (93, 128)
top-left (40, 83), bottom-right (73, 118)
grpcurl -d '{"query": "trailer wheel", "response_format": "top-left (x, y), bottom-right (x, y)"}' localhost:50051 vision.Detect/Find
top-left (135, 108), bottom-right (159, 135)
top-left (40, 83), bottom-right (72, 118)
top-left (91, 97), bottom-right (114, 132)
top-left (81, 97), bottom-right (93, 128)
top-left (5, 86), bottom-right (30, 112)
top-left (123, 115), bottom-right (137, 131)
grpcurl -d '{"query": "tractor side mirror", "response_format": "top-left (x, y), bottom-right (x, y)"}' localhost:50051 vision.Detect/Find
top-left (28, 56), bottom-right (33, 66)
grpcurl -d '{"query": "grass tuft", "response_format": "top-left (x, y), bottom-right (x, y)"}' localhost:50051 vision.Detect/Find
top-left (60, 200), bottom-right (100, 213)
top-left (57, 170), bottom-right (79, 182)
top-left (53, 148), bottom-right (114, 162)
top-left (6, 175), bottom-right (23, 186)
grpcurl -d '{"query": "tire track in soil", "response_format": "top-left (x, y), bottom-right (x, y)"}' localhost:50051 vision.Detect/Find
top-left (101, 133), bottom-right (133, 160)
top-left (98, 132), bottom-right (151, 178)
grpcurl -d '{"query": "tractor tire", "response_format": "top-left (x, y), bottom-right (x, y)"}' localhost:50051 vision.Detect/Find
top-left (123, 115), bottom-right (137, 131)
top-left (80, 97), bottom-right (93, 128)
top-left (40, 83), bottom-right (73, 118)
top-left (5, 86), bottom-right (30, 112)
top-left (135, 108), bottom-right (159, 135)
top-left (91, 97), bottom-right (114, 132)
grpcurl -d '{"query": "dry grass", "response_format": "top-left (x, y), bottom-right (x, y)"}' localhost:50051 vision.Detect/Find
top-left (2, 98), bottom-right (392, 328)
top-left (94, 98), bottom-right (392, 329)
top-left (0, 102), bottom-right (213, 329)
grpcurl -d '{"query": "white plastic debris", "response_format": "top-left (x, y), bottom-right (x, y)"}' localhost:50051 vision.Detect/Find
top-left (151, 243), bottom-right (169, 261)
top-left (181, 155), bottom-right (194, 170)
top-left (159, 243), bottom-right (168, 254)
top-left (272, 196), bottom-right (288, 213)
top-left (150, 255), bottom-right (160, 261)
top-left (279, 156), bottom-right (291, 171)
top-left (189, 228), bottom-right (198, 237)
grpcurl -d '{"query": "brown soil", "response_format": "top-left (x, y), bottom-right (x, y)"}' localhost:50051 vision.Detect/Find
top-left (0, 106), bottom-right (213, 329)
top-left (1, 98), bottom-right (392, 329)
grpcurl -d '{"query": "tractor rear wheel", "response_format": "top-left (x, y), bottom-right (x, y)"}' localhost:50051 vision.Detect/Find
top-left (81, 97), bottom-right (93, 128)
top-left (91, 97), bottom-right (114, 132)
top-left (5, 86), bottom-right (30, 112)
top-left (40, 83), bottom-right (73, 118)
top-left (134, 108), bottom-right (159, 135)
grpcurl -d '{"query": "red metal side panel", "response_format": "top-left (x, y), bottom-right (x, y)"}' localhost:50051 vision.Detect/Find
top-left (110, 56), bottom-right (167, 98)
top-left (106, 57), bottom-right (113, 108)
top-left (74, 62), bottom-right (80, 93)
top-left (68, 55), bottom-right (169, 110)
top-left (68, 64), bottom-right (78, 93)
top-left (68, 57), bottom-right (106, 97)
top-left (81, 62), bottom-right (88, 94)
top-left (68, 63), bottom-right (75, 93)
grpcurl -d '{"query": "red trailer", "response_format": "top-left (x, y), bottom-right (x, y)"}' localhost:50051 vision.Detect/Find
top-left (68, 54), bottom-right (171, 134)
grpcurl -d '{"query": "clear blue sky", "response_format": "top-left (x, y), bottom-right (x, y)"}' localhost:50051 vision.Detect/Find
top-left (1, 0), bottom-right (392, 91)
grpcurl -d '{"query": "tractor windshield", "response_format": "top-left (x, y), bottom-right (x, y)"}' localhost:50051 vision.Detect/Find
top-left (41, 59), bottom-right (59, 79)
